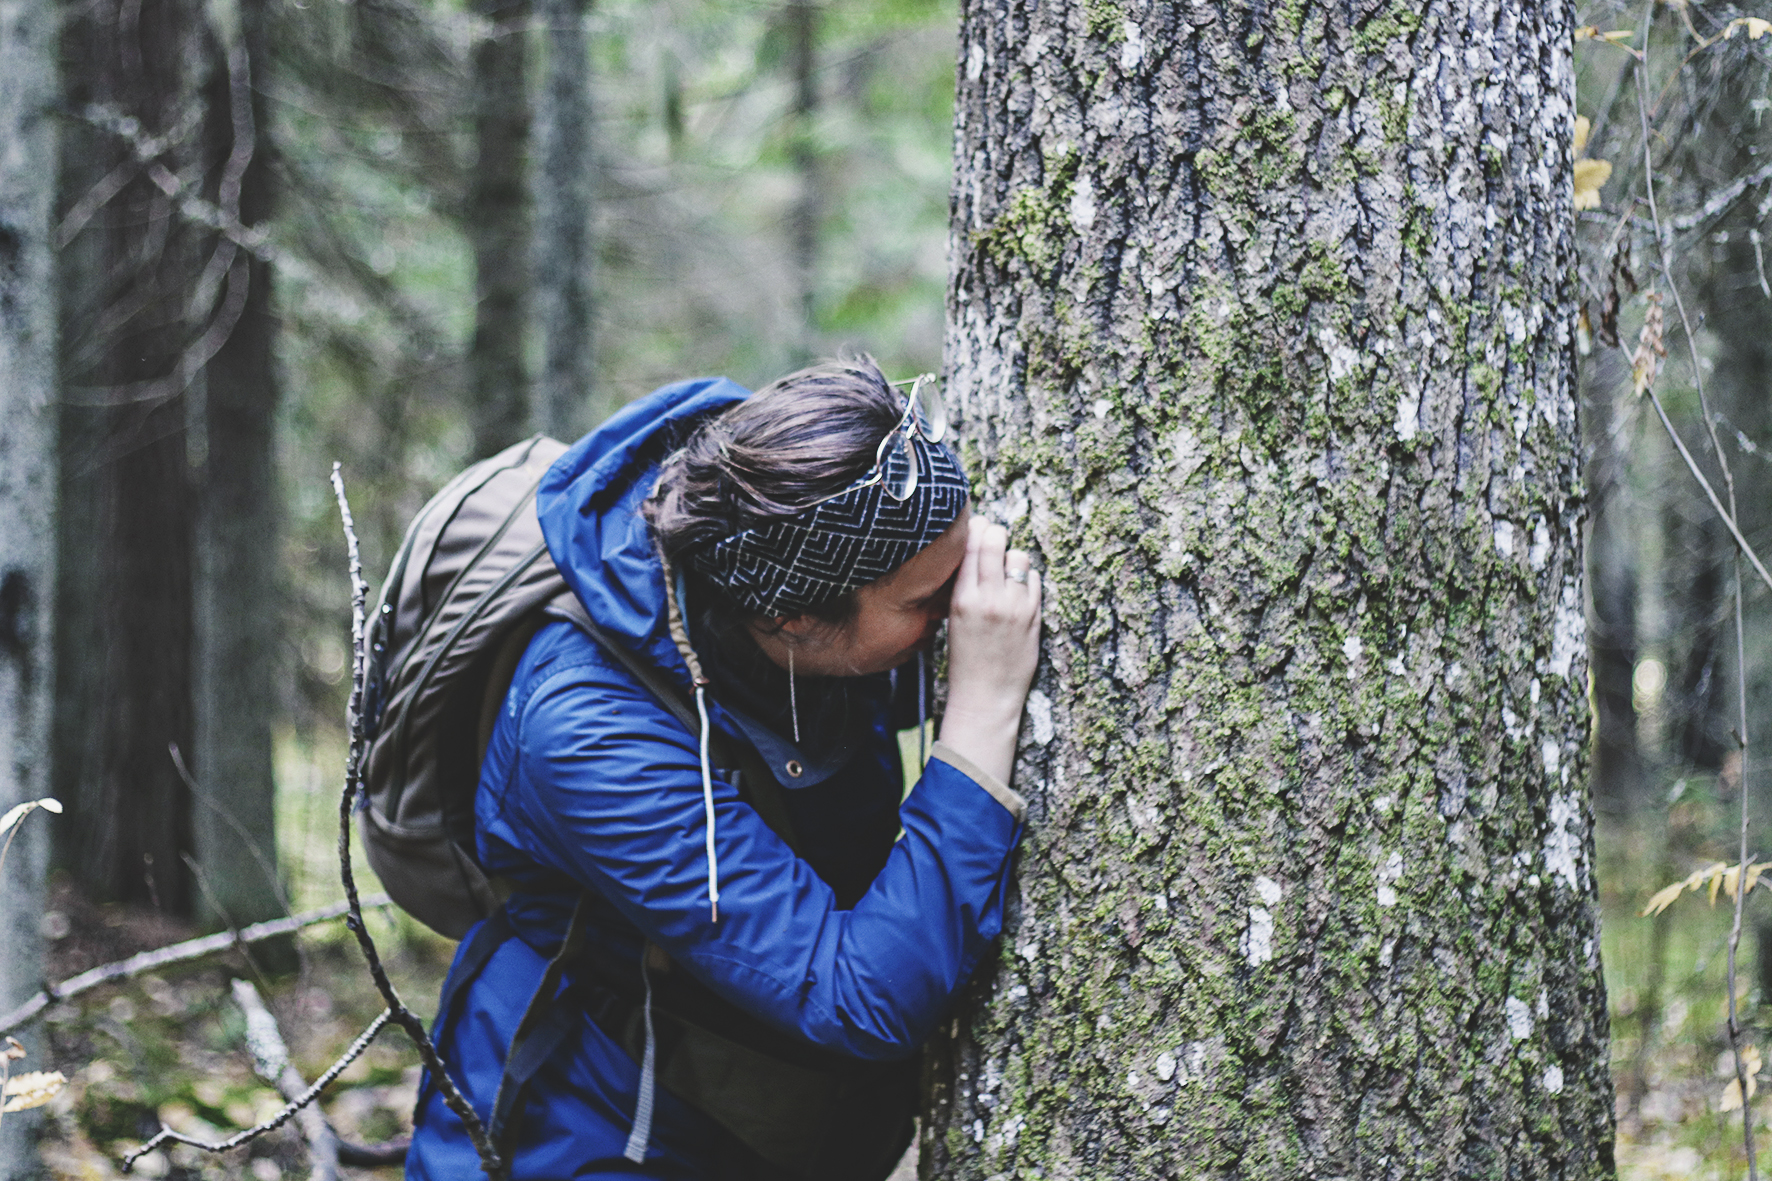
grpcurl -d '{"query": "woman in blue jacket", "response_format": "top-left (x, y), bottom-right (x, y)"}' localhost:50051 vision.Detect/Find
top-left (407, 358), bottom-right (1041, 1179)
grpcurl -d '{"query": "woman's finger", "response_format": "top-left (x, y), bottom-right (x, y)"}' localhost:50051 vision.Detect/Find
top-left (977, 522), bottom-right (1009, 588)
top-left (957, 513), bottom-right (984, 594)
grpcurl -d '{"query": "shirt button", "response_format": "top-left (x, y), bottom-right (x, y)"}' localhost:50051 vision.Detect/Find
top-left (785, 760), bottom-right (804, 778)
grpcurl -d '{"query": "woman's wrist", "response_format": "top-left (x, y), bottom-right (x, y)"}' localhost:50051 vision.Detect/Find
top-left (936, 702), bottom-right (1023, 788)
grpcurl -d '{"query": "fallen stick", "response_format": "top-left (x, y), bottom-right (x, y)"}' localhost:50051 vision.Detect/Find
top-left (0, 894), bottom-right (393, 1037)
top-left (233, 978), bottom-right (339, 1181)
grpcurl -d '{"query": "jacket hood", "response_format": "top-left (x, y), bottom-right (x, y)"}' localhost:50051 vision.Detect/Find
top-left (536, 377), bottom-right (750, 678)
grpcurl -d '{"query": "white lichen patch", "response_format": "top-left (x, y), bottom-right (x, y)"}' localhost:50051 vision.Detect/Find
top-left (1543, 1064), bottom-right (1564, 1094)
top-left (1529, 518), bottom-right (1551, 571)
top-left (1493, 519), bottom-right (1514, 555)
top-left (1155, 1051), bottom-right (1177, 1082)
top-left (1342, 634), bottom-right (1363, 677)
top-left (1091, 397), bottom-right (1111, 419)
top-left (1541, 739), bottom-right (1560, 776)
top-left (1316, 326), bottom-right (1360, 382)
top-left (1242, 905), bottom-right (1274, 966)
top-left (1547, 579), bottom-right (1583, 681)
top-left (1503, 704), bottom-right (1528, 741)
top-left (1395, 389), bottom-right (1421, 440)
top-left (1026, 689), bottom-right (1054, 746)
top-left (1254, 875), bottom-right (1283, 906)
top-left (1544, 793), bottom-right (1583, 890)
top-left (1069, 174), bottom-right (1097, 231)
top-left (1119, 21), bottom-right (1144, 70)
top-left (1506, 995), bottom-right (1534, 1040)
top-left (1377, 851), bottom-right (1403, 908)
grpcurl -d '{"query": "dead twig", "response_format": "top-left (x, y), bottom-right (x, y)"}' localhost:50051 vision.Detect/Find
top-left (120, 1009), bottom-right (391, 1174)
top-left (0, 896), bottom-right (392, 1038)
top-left (1635, 28), bottom-right (1760, 1179)
top-left (330, 465), bottom-right (505, 1178)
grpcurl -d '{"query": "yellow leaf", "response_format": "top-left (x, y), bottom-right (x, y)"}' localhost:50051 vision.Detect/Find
top-left (1574, 116), bottom-right (1591, 155)
top-left (1728, 17), bottom-right (1772, 40)
top-left (1711, 864), bottom-right (1727, 906)
top-left (1574, 158), bottom-right (1612, 210)
top-left (1748, 862), bottom-right (1772, 896)
top-left (1747, 1044), bottom-right (1764, 1076)
top-left (1575, 26), bottom-right (1636, 46)
top-left (0, 1071), bottom-right (64, 1113)
top-left (1724, 1077), bottom-right (1745, 1112)
top-left (1641, 880), bottom-right (1687, 917)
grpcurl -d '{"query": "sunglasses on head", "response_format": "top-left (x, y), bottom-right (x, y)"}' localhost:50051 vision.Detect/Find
top-left (801, 373), bottom-right (949, 509)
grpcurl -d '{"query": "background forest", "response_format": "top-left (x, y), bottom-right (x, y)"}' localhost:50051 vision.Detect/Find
top-left (13, 0), bottom-right (1772, 1176)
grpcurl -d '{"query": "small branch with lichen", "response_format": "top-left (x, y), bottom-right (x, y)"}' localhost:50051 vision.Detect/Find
top-left (329, 464), bottom-right (505, 1179)
top-left (232, 978), bottom-right (340, 1181)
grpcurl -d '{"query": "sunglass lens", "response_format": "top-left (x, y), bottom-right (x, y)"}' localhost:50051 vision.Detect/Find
top-left (885, 430), bottom-right (919, 500)
top-left (914, 376), bottom-right (947, 443)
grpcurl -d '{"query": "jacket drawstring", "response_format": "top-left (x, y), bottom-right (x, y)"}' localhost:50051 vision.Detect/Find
top-left (622, 950), bottom-right (658, 1163)
top-left (658, 551), bottom-right (719, 924)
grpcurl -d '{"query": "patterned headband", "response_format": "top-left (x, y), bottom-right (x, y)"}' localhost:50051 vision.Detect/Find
top-left (685, 432), bottom-right (969, 618)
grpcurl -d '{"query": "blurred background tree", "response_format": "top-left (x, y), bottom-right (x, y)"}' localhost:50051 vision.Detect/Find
top-left (48, 0), bottom-right (958, 929)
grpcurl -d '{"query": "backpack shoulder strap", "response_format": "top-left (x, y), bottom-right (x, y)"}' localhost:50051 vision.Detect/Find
top-left (541, 592), bottom-right (803, 853)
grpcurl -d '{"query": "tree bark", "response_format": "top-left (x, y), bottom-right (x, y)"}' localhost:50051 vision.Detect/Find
top-left (0, 0), bottom-right (58, 1164)
top-left (192, 0), bottom-right (283, 930)
top-left (467, 0), bottom-right (532, 458)
top-left (54, 0), bottom-right (205, 917)
top-left (533, 0), bottom-right (596, 441)
top-left (930, 2), bottom-right (1612, 1176)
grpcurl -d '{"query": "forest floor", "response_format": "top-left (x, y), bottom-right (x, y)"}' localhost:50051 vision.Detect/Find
top-left (22, 736), bottom-right (1752, 1178)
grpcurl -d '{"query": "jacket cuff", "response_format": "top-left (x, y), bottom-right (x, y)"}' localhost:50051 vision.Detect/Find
top-left (929, 741), bottom-right (1027, 823)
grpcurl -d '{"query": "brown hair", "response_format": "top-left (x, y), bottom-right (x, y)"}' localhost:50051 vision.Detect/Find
top-left (645, 355), bottom-right (905, 628)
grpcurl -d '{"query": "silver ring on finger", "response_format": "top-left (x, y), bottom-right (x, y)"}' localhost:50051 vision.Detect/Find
top-left (1007, 567), bottom-right (1029, 585)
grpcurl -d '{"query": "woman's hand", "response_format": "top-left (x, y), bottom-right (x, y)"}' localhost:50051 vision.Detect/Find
top-left (940, 515), bottom-right (1042, 788)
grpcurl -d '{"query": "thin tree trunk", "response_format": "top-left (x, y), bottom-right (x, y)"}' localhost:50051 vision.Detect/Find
top-left (54, 0), bottom-right (204, 917)
top-left (533, 0), bottom-right (595, 441)
top-left (192, 0), bottom-right (283, 930)
top-left (467, 0), bottom-right (531, 458)
top-left (786, 0), bottom-right (819, 362)
top-left (1582, 345), bottom-right (1642, 815)
top-left (0, 0), bottom-right (59, 1164)
top-left (930, 2), bottom-right (1612, 1175)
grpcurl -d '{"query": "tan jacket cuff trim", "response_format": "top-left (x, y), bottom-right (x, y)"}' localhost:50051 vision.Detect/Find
top-left (929, 741), bottom-right (1027, 823)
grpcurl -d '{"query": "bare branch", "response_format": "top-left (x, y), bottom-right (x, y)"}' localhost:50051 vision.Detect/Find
top-left (120, 1009), bottom-right (391, 1174)
top-left (329, 466), bottom-right (505, 1179)
top-left (0, 895), bottom-right (393, 1038)
top-left (1669, 162), bottom-right (1772, 234)
top-left (1636, 31), bottom-right (1759, 1179)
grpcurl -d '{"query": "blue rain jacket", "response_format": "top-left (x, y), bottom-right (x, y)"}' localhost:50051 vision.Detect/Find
top-left (406, 378), bottom-right (1027, 1179)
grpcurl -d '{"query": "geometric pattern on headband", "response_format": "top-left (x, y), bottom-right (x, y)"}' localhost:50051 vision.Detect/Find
top-left (685, 433), bottom-right (969, 617)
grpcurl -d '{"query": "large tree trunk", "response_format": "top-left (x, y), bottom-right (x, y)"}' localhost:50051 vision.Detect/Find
top-left (0, 0), bottom-right (58, 1164)
top-left (54, 0), bottom-right (204, 916)
top-left (533, 0), bottom-right (596, 440)
top-left (191, 0), bottom-right (283, 930)
top-left (467, 0), bottom-right (532, 458)
top-left (929, 2), bottom-right (1612, 1176)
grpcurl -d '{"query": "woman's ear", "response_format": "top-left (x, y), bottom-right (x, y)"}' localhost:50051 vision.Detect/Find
top-left (774, 614), bottom-right (816, 642)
